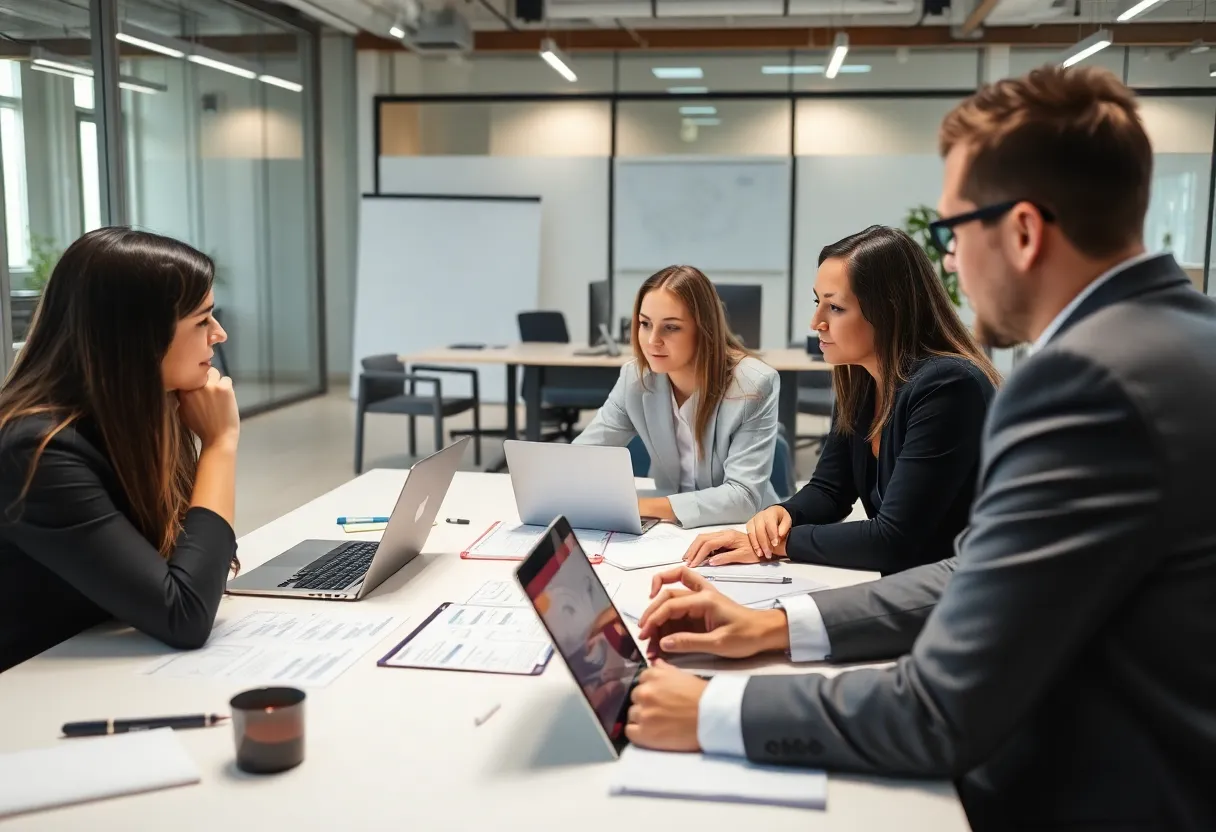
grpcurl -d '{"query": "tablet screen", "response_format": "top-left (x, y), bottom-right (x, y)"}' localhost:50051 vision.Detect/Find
top-left (517, 517), bottom-right (646, 755)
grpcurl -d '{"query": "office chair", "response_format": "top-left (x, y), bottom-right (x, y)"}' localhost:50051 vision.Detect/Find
top-left (517, 311), bottom-right (615, 441)
top-left (792, 340), bottom-right (834, 452)
top-left (625, 433), bottom-right (795, 501)
top-left (354, 354), bottom-right (481, 474)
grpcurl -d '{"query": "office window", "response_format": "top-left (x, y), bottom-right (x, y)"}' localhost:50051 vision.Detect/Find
top-left (73, 76), bottom-right (102, 233)
top-left (0, 60), bottom-right (29, 269)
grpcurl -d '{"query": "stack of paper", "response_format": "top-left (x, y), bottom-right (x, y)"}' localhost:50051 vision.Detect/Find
top-left (461, 522), bottom-right (611, 562)
top-left (0, 729), bottom-right (201, 819)
top-left (610, 746), bottom-right (826, 810)
top-left (602, 525), bottom-right (700, 570)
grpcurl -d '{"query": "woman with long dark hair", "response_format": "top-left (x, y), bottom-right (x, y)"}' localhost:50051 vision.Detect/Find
top-left (686, 225), bottom-right (999, 574)
top-left (0, 227), bottom-right (239, 672)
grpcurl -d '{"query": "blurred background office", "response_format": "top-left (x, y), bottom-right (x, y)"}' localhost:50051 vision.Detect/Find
top-left (0, 0), bottom-right (1212, 532)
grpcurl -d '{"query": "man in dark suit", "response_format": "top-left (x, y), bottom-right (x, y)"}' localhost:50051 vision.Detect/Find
top-left (623, 65), bottom-right (1216, 831)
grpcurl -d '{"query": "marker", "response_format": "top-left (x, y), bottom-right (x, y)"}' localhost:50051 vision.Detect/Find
top-left (337, 516), bottom-right (389, 525)
top-left (446, 518), bottom-right (470, 525)
top-left (704, 574), bottom-right (791, 585)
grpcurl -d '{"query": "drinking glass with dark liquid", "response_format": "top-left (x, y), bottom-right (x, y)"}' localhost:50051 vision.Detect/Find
top-left (229, 687), bottom-right (306, 774)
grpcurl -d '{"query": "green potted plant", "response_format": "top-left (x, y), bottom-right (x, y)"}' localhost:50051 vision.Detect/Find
top-left (904, 205), bottom-right (960, 306)
top-left (28, 234), bottom-right (62, 294)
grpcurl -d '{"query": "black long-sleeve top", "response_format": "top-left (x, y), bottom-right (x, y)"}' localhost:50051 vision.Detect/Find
top-left (781, 355), bottom-right (995, 576)
top-left (0, 415), bottom-right (236, 672)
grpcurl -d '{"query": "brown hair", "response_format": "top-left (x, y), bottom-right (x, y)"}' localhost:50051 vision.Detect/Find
top-left (631, 266), bottom-right (750, 457)
top-left (939, 64), bottom-right (1152, 258)
top-left (819, 226), bottom-right (1000, 443)
top-left (0, 227), bottom-right (223, 561)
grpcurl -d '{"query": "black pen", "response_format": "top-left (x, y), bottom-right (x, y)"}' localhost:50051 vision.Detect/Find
top-left (446, 517), bottom-right (470, 525)
top-left (61, 714), bottom-right (229, 738)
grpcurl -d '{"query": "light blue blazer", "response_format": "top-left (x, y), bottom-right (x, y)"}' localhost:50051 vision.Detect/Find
top-left (573, 356), bottom-right (781, 528)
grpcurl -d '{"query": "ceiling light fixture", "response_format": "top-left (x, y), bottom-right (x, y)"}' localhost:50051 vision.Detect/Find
top-left (667, 85), bottom-right (709, 94)
top-left (679, 105), bottom-right (716, 115)
top-left (825, 33), bottom-right (849, 80)
top-left (762, 64), bottom-right (871, 75)
top-left (1060, 29), bottom-right (1113, 68)
top-left (1116, 0), bottom-right (1169, 22)
top-left (187, 48), bottom-right (258, 80)
top-left (116, 24), bottom-right (186, 59)
top-left (259, 74), bottom-right (303, 92)
top-left (539, 38), bottom-right (577, 82)
top-left (119, 79), bottom-right (167, 94)
top-left (652, 67), bottom-right (703, 79)
top-left (686, 117), bottom-right (720, 126)
top-left (32, 56), bottom-right (92, 76)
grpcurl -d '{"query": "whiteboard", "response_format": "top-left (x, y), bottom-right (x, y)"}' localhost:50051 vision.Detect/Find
top-left (350, 195), bottom-right (542, 402)
top-left (614, 158), bottom-right (790, 273)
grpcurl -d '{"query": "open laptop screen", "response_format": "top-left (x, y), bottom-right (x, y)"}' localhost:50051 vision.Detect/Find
top-left (517, 516), bottom-right (647, 755)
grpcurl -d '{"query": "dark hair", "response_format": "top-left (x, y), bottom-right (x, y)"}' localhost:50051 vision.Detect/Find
top-left (631, 265), bottom-right (750, 457)
top-left (0, 227), bottom-right (222, 560)
top-left (939, 64), bottom-right (1151, 258)
top-left (820, 226), bottom-right (1000, 442)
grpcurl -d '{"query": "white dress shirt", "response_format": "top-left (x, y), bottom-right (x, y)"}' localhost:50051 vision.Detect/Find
top-left (698, 251), bottom-right (1171, 758)
top-left (671, 388), bottom-right (698, 492)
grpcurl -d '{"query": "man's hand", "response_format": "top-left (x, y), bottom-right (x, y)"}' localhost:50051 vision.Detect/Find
top-left (624, 659), bottom-right (708, 752)
top-left (638, 567), bottom-right (790, 659)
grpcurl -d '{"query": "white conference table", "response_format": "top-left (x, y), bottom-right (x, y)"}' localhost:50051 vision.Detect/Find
top-left (0, 470), bottom-right (966, 831)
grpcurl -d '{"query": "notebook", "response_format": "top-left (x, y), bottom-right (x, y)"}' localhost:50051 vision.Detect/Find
top-left (610, 746), bottom-right (826, 810)
top-left (0, 728), bottom-right (202, 819)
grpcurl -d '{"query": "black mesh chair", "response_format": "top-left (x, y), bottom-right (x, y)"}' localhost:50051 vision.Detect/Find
top-left (793, 340), bottom-right (835, 452)
top-left (518, 311), bottom-right (614, 442)
top-left (354, 354), bottom-right (480, 474)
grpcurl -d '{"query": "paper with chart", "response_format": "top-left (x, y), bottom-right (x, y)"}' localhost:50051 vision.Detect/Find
top-left (610, 746), bottom-right (826, 810)
top-left (378, 603), bottom-right (554, 675)
top-left (616, 564), bottom-right (828, 621)
top-left (601, 524), bottom-right (701, 570)
top-left (462, 522), bottom-right (611, 562)
top-left (465, 577), bottom-right (622, 607)
top-left (140, 610), bottom-right (403, 688)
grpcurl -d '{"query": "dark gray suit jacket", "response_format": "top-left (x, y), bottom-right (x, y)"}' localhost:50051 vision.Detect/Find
top-left (741, 255), bottom-right (1216, 831)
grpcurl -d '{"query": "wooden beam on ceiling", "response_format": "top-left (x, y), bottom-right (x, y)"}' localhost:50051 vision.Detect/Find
top-left (353, 23), bottom-right (1201, 52)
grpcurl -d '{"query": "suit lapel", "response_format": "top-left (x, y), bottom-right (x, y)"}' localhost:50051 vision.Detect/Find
top-left (642, 373), bottom-right (681, 487)
top-left (1047, 254), bottom-right (1188, 348)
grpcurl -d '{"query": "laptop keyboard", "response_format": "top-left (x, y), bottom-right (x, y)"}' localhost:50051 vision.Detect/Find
top-left (280, 541), bottom-right (380, 590)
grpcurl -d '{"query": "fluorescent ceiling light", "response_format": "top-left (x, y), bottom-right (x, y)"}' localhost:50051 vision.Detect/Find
top-left (259, 74), bottom-right (303, 92)
top-left (539, 38), bottom-right (577, 82)
top-left (1060, 29), bottom-right (1113, 68)
top-left (762, 64), bottom-right (870, 75)
top-left (679, 105), bottom-right (716, 115)
top-left (389, 25), bottom-right (405, 38)
top-left (826, 33), bottom-right (849, 80)
top-left (1191, 41), bottom-right (1211, 54)
top-left (1116, 0), bottom-right (1168, 22)
top-left (1210, 63), bottom-right (1216, 77)
top-left (686, 117), bottom-right (720, 126)
top-left (188, 52), bottom-right (257, 80)
top-left (31, 63), bottom-right (90, 80)
top-left (653, 67), bottom-right (702, 79)
top-left (116, 29), bottom-right (185, 59)
top-left (119, 79), bottom-right (166, 94)
top-left (32, 57), bottom-right (92, 76)
top-left (667, 85), bottom-right (708, 94)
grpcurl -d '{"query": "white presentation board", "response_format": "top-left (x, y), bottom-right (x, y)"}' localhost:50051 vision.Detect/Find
top-left (614, 158), bottom-right (791, 273)
top-left (350, 194), bottom-right (542, 403)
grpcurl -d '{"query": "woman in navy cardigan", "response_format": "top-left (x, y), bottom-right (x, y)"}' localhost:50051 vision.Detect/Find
top-left (686, 226), bottom-right (999, 576)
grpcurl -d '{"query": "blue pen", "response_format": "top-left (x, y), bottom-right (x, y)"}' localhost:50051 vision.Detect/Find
top-left (336, 516), bottom-right (390, 525)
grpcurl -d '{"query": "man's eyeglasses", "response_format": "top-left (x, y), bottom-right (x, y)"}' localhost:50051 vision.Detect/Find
top-left (926, 200), bottom-right (1056, 256)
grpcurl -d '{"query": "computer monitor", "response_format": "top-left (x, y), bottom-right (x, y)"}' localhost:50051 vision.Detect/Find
top-left (588, 280), bottom-right (610, 346)
top-left (715, 284), bottom-right (763, 349)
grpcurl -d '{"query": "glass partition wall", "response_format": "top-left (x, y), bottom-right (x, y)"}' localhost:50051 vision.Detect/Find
top-left (0, 0), bottom-right (325, 413)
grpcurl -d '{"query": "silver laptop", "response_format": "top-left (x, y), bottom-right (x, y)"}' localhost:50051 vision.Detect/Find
top-left (227, 437), bottom-right (468, 601)
top-left (503, 440), bottom-right (659, 535)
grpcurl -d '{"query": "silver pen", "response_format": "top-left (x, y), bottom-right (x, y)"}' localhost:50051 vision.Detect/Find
top-left (705, 574), bottom-right (791, 585)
